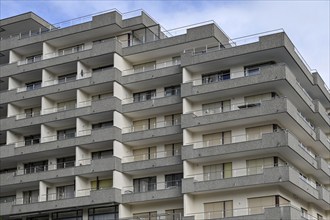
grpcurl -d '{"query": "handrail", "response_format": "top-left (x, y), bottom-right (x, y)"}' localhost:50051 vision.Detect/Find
top-left (122, 180), bottom-right (182, 194)
top-left (122, 88), bottom-right (180, 104)
top-left (122, 149), bottom-right (181, 163)
top-left (122, 120), bottom-right (181, 134)
top-left (121, 59), bottom-right (181, 75)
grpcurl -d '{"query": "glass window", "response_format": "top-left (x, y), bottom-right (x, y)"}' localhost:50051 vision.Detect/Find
top-left (165, 173), bottom-right (183, 188)
top-left (133, 211), bottom-right (157, 220)
top-left (91, 178), bottom-right (113, 190)
top-left (246, 125), bottom-right (273, 141)
top-left (165, 85), bottom-right (181, 96)
top-left (56, 185), bottom-right (75, 200)
top-left (57, 100), bottom-right (76, 111)
top-left (133, 118), bottom-right (156, 131)
top-left (133, 90), bottom-right (156, 102)
top-left (165, 114), bottom-right (181, 126)
top-left (246, 157), bottom-right (275, 175)
top-left (92, 150), bottom-right (113, 160)
top-left (57, 156), bottom-right (75, 169)
top-left (24, 160), bottom-right (48, 174)
top-left (57, 128), bottom-right (76, 140)
top-left (202, 70), bottom-right (230, 84)
top-left (26, 81), bottom-right (42, 91)
top-left (133, 147), bottom-right (156, 161)
top-left (133, 61), bottom-right (156, 73)
top-left (133, 177), bottom-right (156, 193)
top-left (26, 54), bottom-right (42, 64)
top-left (23, 190), bottom-right (39, 204)
top-left (58, 73), bottom-right (77, 84)
top-left (88, 206), bottom-right (118, 220)
top-left (52, 210), bottom-right (82, 220)
top-left (92, 121), bottom-right (113, 130)
top-left (165, 209), bottom-right (183, 220)
top-left (24, 134), bottom-right (40, 146)
top-left (165, 143), bottom-right (182, 157)
top-left (203, 131), bottom-right (231, 147)
top-left (203, 163), bottom-right (232, 181)
top-left (204, 200), bottom-right (233, 219)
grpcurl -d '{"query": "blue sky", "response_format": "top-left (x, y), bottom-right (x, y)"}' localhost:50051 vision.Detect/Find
top-left (1, 0), bottom-right (329, 86)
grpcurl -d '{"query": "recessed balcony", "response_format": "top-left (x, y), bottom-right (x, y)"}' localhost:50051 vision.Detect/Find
top-left (122, 181), bottom-right (182, 204)
top-left (182, 165), bottom-right (329, 210)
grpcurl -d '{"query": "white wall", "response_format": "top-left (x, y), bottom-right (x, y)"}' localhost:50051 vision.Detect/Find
top-left (9, 50), bottom-right (22, 63)
top-left (8, 77), bottom-right (22, 90)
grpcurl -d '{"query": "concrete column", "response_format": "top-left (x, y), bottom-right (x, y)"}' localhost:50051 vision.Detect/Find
top-left (9, 50), bottom-right (22, 63)
top-left (8, 77), bottom-right (22, 90)
top-left (182, 67), bottom-right (193, 83)
top-left (113, 53), bottom-right (132, 71)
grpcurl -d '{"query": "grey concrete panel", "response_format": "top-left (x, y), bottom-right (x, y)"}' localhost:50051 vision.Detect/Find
top-left (122, 187), bottom-right (181, 203)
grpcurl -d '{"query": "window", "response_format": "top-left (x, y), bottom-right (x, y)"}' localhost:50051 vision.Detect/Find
top-left (92, 150), bottom-right (113, 160)
top-left (58, 44), bottom-right (84, 56)
top-left (24, 107), bottom-right (41, 118)
top-left (202, 70), bottom-right (230, 84)
top-left (23, 190), bottom-right (39, 204)
top-left (133, 146), bottom-right (156, 161)
top-left (244, 61), bottom-right (275, 77)
top-left (24, 134), bottom-right (40, 146)
top-left (26, 81), bottom-right (42, 91)
top-left (203, 131), bottom-right (231, 147)
top-left (246, 157), bottom-right (276, 175)
top-left (165, 143), bottom-right (182, 157)
top-left (165, 209), bottom-right (183, 220)
top-left (88, 206), bottom-right (118, 220)
top-left (56, 185), bottom-right (75, 200)
top-left (58, 73), bottom-right (77, 84)
top-left (165, 173), bottom-right (183, 188)
top-left (57, 156), bottom-right (75, 169)
top-left (203, 163), bottom-right (232, 180)
top-left (165, 85), bottom-right (181, 96)
top-left (27, 216), bottom-right (49, 220)
top-left (91, 178), bottom-right (113, 190)
top-left (133, 90), bottom-right (156, 102)
top-left (204, 200), bottom-right (233, 219)
top-left (202, 100), bottom-right (231, 115)
top-left (248, 195), bottom-right (289, 215)
top-left (57, 128), bottom-right (76, 140)
top-left (26, 54), bottom-right (42, 64)
top-left (132, 118), bottom-right (156, 131)
top-left (133, 176), bottom-right (156, 193)
top-left (243, 92), bottom-right (275, 107)
top-left (133, 211), bottom-right (157, 220)
top-left (165, 114), bottom-right (181, 126)
top-left (24, 160), bottom-right (48, 174)
top-left (246, 125), bottom-right (274, 141)
top-left (57, 100), bottom-right (76, 111)
top-left (92, 64), bottom-right (113, 72)
top-left (52, 210), bottom-right (82, 220)
top-left (0, 195), bottom-right (16, 203)
top-left (133, 61), bottom-right (156, 73)
top-left (92, 121), bottom-right (113, 129)
top-left (92, 92), bottom-right (113, 101)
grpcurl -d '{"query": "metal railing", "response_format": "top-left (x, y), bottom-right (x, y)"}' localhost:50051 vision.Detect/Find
top-left (16, 111), bottom-right (41, 120)
top-left (122, 120), bottom-right (181, 133)
top-left (42, 132), bottom-right (76, 142)
top-left (122, 89), bottom-right (180, 104)
top-left (122, 59), bottom-right (181, 76)
top-left (122, 180), bottom-right (182, 194)
top-left (41, 103), bottom-right (76, 114)
top-left (0, 9), bottom-right (145, 41)
top-left (183, 29), bottom-right (284, 55)
top-left (122, 149), bottom-right (181, 163)
top-left (297, 111), bottom-right (315, 130)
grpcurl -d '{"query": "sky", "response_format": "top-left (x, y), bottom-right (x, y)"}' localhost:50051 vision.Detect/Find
top-left (1, 0), bottom-right (329, 86)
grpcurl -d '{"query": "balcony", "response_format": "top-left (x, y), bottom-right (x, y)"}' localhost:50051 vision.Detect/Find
top-left (122, 181), bottom-right (182, 204)
top-left (182, 165), bottom-right (329, 209)
top-left (122, 92), bottom-right (181, 117)
top-left (0, 157), bottom-right (121, 189)
top-left (1, 38), bottom-right (122, 78)
top-left (122, 151), bottom-right (182, 175)
top-left (1, 188), bottom-right (121, 216)
top-left (185, 205), bottom-right (318, 220)
top-left (122, 122), bottom-right (182, 146)
top-left (182, 131), bottom-right (329, 184)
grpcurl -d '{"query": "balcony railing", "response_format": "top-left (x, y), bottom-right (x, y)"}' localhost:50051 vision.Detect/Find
top-left (183, 29), bottom-right (284, 55)
top-left (122, 120), bottom-right (181, 133)
top-left (16, 111), bottom-right (41, 120)
top-left (122, 149), bottom-right (181, 163)
top-left (42, 132), bottom-right (76, 142)
top-left (186, 205), bottom-right (320, 220)
top-left (297, 111), bottom-right (315, 130)
top-left (122, 89), bottom-right (180, 104)
top-left (120, 212), bottom-right (183, 220)
top-left (0, 9), bottom-right (146, 41)
top-left (41, 104), bottom-right (76, 115)
top-left (122, 59), bottom-right (181, 76)
top-left (15, 138), bottom-right (40, 147)
top-left (122, 180), bottom-right (182, 194)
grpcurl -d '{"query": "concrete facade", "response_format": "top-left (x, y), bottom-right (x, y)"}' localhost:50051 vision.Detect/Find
top-left (0, 9), bottom-right (329, 220)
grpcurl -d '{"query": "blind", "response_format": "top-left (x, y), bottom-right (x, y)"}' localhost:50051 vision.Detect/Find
top-left (248, 196), bottom-right (275, 214)
top-left (133, 148), bottom-right (149, 161)
top-left (203, 164), bottom-right (223, 180)
top-left (246, 125), bottom-right (273, 141)
top-left (203, 133), bottom-right (222, 147)
top-left (247, 157), bottom-right (274, 175)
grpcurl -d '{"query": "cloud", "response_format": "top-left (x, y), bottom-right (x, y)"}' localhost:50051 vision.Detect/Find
top-left (1, 0), bottom-right (329, 85)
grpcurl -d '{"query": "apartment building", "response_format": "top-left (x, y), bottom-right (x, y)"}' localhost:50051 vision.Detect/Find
top-left (0, 9), bottom-right (329, 220)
